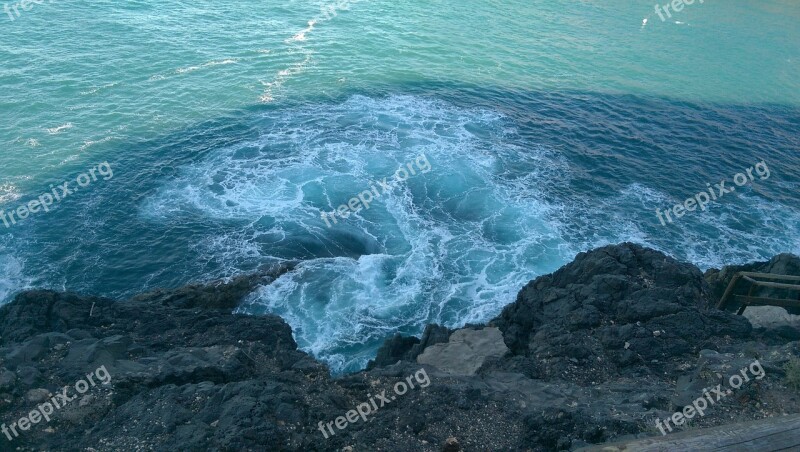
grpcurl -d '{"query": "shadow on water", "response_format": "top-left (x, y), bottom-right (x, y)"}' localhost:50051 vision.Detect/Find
top-left (1, 81), bottom-right (798, 372)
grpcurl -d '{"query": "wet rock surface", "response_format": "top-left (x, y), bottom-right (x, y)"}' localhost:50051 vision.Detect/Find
top-left (0, 243), bottom-right (798, 451)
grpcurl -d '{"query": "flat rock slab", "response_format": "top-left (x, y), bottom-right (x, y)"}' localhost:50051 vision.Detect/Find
top-left (576, 414), bottom-right (800, 452)
top-left (417, 327), bottom-right (509, 376)
top-left (744, 305), bottom-right (800, 329)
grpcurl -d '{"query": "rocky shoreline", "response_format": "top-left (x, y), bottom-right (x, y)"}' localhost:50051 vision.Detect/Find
top-left (1, 243), bottom-right (799, 451)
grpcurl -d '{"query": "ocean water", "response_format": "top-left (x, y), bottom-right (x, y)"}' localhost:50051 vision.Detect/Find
top-left (1, 0), bottom-right (798, 372)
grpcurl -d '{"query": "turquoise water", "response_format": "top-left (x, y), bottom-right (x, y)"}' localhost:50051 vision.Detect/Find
top-left (1, 1), bottom-right (799, 372)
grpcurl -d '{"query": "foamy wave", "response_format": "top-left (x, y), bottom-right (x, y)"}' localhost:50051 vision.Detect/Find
top-left (46, 122), bottom-right (73, 134)
top-left (175, 58), bottom-right (238, 74)
top-left (0, 183), bottom-right (21, 204)
top-left (0, 245), bottom-right (28, 306)
top-left (286, 20), bottom-right (317, 43)
top-left (565, 182), bottom-right (800, 271)
top-left (143, 95), bottom-right (573, 372)
top-left (78, 136), bottom-right (115, 152)
top-left (259, 53), bottom-right (313, 103)
top-left (80, 82), bottom-right (119, 95)
top-left (176, 66), bottom-right (201, 74)
top-left (138, 94), bottom-right (800, 372)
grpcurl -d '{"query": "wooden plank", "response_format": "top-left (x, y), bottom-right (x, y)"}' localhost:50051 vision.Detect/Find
top-left (740, 272), bottom-right (800, 282)
top-left (717, 274), bottom-right (743, 310)
top-left (575, 414), bottom-right (800, 452)
top-left (742, 275), bottom-right (759, 285)
top-left (747, 280), bottom-right (800, 291)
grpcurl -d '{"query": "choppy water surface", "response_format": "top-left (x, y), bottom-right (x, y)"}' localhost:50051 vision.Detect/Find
top-left (1, 1), bottom-right (798, 371)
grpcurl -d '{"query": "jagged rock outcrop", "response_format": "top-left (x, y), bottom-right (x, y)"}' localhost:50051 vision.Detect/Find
top-left (0, 265), bottom-right (338, 450)
top-left (367, 324), bottom-right (452, 370)
top-left (490, 243), bottom-right (752, 382)
top-left (0, 244), bottom-right (798, 451)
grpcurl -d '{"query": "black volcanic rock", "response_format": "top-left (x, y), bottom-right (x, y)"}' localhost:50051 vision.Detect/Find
top-left (367, 324), bottom-right (452, 370)
top-left (490, 243), bottom-right (752, 383)
top-left (0, 266), bottom-right (340, 451)
top-left (0, 244), bottom-right (798, 451)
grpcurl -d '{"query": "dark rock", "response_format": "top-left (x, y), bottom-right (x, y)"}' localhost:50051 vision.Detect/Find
top-left (16, 365), bottom-right (42, 387)
top-left (367, 333), bottom-right (420, 370)
top-left (490, 243), bottom-right (752, 383)
top-left (0, 369), bottom-right (15, 391)
top-left (771, 325), bottom-right (800, 341)
top-left (367, 324), bottom-right (452, 370)
top-left (26, 388), bottom-right (51, 404)
top-left (127, 262), bottom-right (294, 311)
top-left (1, 245), bottom-right (799, 451)
top-left (442, 436), bottom-right (460, 452)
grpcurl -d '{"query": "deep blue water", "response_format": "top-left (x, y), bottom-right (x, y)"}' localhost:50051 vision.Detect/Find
top-left (2, 84), bottom-right (798, 372)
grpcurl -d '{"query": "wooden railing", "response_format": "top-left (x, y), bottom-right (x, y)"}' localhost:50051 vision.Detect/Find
top-left (716, 272), bottom-right (800, 315)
